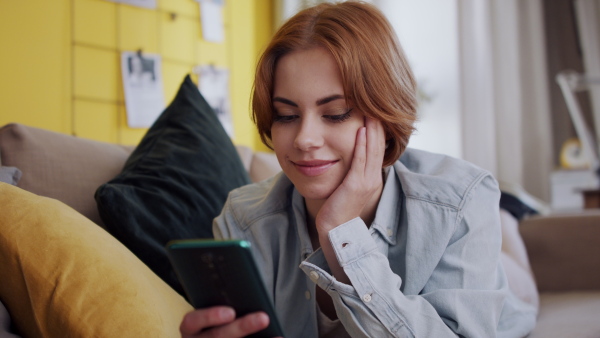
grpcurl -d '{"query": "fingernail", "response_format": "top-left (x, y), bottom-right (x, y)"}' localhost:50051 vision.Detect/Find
top-left (220, 308), bottom-right (235, 320)
top-left (254, 313), bottom-right (269, 327)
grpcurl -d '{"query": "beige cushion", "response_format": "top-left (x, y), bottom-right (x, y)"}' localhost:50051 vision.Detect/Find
top-left (529, 292), bottom-right (600, 338)
top-left (0, 123), bottom-right (133, 227)
top-left (0, 182), bottom-right (192, 337)
top-left (520, 210), bottom-right (600, 291)
top-left (249, 151), bottom-right (281, 182)
top-left (235, 146), bottom-right (281, 183)
top-left (235, 145), bottom-right (254, 174)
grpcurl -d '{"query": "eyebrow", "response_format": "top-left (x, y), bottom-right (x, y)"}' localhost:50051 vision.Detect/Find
top-left (272, 94), bottom-right (345, 107)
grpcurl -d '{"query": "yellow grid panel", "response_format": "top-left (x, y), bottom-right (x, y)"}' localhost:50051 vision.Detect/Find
top-left (163, 61), bottom-right (194, 104)
top-left (73, 0), bottom-right (117, 48)
top-left (73, 99), bottom-right (118, 142)
top-left (159, 12), bottom-right (198, 64)
top-left (197, 39), bottom-right (228, 67)
top-left (0, 0), bottom-right (72, 133)
top-left (74, 45), bottom-right (119, 102)
top-left (227, 0), bottom-right (257, 147)
top-left (117, 104), bottom-right (148, 145)
top-left (118, 5), bottom-right (159, 53)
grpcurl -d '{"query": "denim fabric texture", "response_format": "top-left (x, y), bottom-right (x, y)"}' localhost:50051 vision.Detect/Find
top-left (213, 148), bottom-right (537, 338)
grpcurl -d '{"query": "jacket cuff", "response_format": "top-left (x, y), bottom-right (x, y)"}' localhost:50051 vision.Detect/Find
top-left (328, 218), bottom-right (377, 267)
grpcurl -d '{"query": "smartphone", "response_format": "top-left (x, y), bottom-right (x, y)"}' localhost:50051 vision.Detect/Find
top-left (166, 239), bottom-right (285, 338)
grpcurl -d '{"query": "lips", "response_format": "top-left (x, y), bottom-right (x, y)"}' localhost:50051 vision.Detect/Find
top-left (291, 160), bottom-right (338, 176)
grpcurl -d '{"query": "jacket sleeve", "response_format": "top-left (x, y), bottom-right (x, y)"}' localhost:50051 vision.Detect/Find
top-left (212, 196), bottom-right (246, 241)
top-left (300, 174), bottom-right (537, 337)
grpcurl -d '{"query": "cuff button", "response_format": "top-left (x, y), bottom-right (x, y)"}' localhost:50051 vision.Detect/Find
top-left (310, 271), bottom-right (319, 281)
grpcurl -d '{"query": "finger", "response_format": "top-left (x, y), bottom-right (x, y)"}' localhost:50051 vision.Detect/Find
top-left (352, 126), bottom-right (367, 175)
top-left (364, 117), bottom-right (385, 173)
top-left (180, 307), bottom-right (235, 337)
top-left (204, 312), bottom-right (270, 338)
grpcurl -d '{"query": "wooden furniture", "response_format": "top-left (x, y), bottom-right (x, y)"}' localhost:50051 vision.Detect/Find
top-left (583, 189), bottom-right (600, 209)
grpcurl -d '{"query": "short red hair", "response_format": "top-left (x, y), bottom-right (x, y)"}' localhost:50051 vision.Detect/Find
top-left (252, 1), bottom-right (417, 166)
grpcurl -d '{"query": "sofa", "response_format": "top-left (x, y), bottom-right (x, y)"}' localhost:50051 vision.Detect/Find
top-left (0, 121), bottom-right (282, 338)
top-left (1, 78), bottom-right (599, 337)
top-left (2, 122), bottom-right (600, 337)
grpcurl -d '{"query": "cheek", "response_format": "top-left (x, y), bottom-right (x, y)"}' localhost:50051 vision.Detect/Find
top-left (342, 141), bottom-right (358, 161)
top-left (271, 125), bottom-right (287, 148)
top-left (331, 125), bottom-right (360, 154)
top-left (270, 126), bottom-right (289, 163)
top-left (330, 131), bottom-right (353, 145)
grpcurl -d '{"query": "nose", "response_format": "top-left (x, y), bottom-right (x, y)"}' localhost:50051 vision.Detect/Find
top-left (294, 115), bottom-right (323, 151)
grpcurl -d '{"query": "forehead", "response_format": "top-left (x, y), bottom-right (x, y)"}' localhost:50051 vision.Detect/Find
top-left (273, 47), bottom-right (344, 101)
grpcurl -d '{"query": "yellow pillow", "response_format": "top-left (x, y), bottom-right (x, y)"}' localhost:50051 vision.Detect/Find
top-left (0, 183), bottom-right (193, 337)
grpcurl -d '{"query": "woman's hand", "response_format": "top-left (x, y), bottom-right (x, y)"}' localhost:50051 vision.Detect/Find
top-left (315, 117), bottom-right (386, 233)
top-left (180, 307), bottom-right (270, 338)
top-left (314, 117), bottom-right (386, 285)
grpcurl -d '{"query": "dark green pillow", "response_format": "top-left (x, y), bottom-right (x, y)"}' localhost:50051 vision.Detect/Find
top-left (95, 75), bottom-right (251, 296)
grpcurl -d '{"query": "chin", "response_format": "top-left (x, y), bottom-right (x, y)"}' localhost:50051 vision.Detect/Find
top-left (294, 184), bottom-right (335, 201)
top-left (283, 169), bottom-right (342, 201)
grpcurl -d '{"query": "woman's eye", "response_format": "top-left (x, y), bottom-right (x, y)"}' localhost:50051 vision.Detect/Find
top-left (273, 114), bottom-right (298, 123)
top-left (324, 108), bottom-right (353, 123)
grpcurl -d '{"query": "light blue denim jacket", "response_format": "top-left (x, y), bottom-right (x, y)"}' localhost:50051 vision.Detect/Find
top-left (213, 148), bottom-right (537, 338)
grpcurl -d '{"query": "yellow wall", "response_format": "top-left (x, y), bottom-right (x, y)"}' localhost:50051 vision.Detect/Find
top-left (0, 0), bottom-right (273, 148)
top-left (0, 1), bottom-right (72, 133)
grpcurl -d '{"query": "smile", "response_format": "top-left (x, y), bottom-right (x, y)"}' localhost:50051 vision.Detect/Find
top-left (291, 160), bottom-right (338, 177)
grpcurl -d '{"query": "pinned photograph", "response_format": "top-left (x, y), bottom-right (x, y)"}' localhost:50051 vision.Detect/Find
top-left (196, 64), bottom-right (233, 138)
top-left (121, 51), bottom-right (165, 128)
top-left (198, 0), bottom-right (225, 43)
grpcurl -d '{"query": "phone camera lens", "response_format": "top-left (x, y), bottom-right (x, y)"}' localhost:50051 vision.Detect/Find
top-left (201, 253), bottom-right (213, 264)
top-left (201, 253), bottom-right (217, 269)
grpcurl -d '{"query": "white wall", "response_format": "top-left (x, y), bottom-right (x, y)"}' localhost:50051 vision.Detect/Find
top-left (375, 0), bottom-right (553, 202)
top-left (374, 0), bottom-right (463, 159)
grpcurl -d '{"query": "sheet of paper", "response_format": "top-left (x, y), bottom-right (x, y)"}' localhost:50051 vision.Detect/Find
top-left (199, 0), bottom-right (225, 43)
top-left (121, 51), bottom-right (165, 128)
top-left (196, 65), bottom-right (234, 138)
top-left (104, 0), bottom-right (157, 9)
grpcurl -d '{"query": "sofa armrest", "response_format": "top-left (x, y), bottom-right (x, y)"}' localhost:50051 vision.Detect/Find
top-left (519, 210), bottom-right (600, 292)
top-left (0, 123), bottom-right (134, 227)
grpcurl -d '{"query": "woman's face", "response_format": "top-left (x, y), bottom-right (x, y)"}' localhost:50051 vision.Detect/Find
top-left (271, 47), bottom-right (365, 202)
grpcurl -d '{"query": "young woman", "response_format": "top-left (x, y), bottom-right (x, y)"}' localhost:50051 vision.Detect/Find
top-left (180, 2), bottom-right (537, 337)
